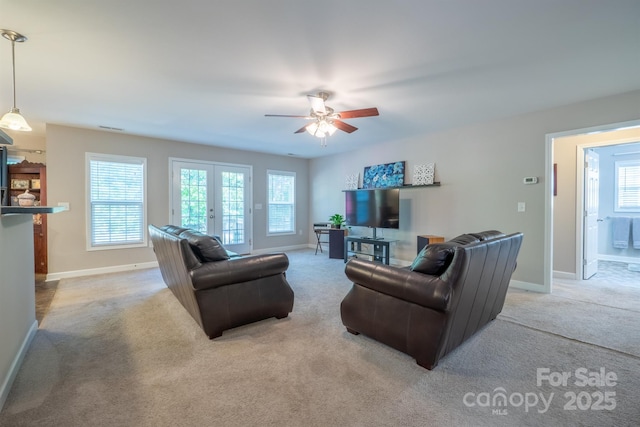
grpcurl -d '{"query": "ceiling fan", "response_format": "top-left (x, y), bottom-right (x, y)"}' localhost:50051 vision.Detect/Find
top-left (265, 92), bottom-right (379, 144)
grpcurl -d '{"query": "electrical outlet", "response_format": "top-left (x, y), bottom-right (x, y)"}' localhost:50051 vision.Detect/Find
top-left (517, 202), bottom-right (526, 212)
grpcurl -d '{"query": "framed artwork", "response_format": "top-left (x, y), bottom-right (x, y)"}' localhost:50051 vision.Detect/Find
top-left (362, 161), bottom-right (405, 188)
top-left (31, 179), bottom-right (41, 189)
top-left (413, 163), bottom-right (435, 185)
top-left (11, 179), bottom-right (29, 190)
top-left (345, 173), bottom-right (359, 190)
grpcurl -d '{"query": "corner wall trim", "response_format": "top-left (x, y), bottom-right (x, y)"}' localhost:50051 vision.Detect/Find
top-left (0, 320), bottom-right (38, 412)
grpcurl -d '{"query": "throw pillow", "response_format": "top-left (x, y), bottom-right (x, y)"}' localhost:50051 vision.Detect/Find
top-left (179, 230), bottom-right (230, 262)
top-left (410, 243), bottom-right (455, 276)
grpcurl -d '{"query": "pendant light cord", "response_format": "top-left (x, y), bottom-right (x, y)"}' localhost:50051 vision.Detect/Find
top-left (11, 38), bottom-right (16, 108)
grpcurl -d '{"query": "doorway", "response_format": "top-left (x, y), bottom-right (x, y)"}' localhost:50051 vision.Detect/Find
top-left (547, 121), bottom-right (640, 290)
top-left (170, 159), bottom-right (252, 254)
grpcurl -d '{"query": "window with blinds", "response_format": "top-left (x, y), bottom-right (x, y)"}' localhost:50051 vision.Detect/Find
top-left (87, 153), bottom-right (147, 249)
top-left (267, 170), bottom-right (295, 235)
top-left (615, 160), bottom-right (640, 212)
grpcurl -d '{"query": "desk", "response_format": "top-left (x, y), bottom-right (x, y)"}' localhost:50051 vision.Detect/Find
top-left (313, 227), bottom-right (330, 255)
top-left (344, 236), bottom-right (396, 265)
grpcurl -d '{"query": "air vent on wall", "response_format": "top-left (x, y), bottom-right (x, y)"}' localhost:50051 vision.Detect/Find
top-left (98, 125), bottom-right (124, 131)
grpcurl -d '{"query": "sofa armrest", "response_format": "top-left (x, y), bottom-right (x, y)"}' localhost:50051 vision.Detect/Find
top-left (190, 253), bottom-right (289, 290)
top-left (344, 258), bottom-right (451, 311)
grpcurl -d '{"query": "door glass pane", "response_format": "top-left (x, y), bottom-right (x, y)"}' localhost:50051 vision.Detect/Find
top-left (221, 171), bottom-right (244, 245)
top-left (180, 168), bottom-right (208, 232)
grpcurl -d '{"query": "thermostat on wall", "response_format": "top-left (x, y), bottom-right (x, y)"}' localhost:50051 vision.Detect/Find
top-left (523, 177), bottom-right (538, 184)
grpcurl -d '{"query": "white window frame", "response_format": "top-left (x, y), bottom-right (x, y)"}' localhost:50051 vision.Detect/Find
top-left (615, 159), bottom-right (640, 213)
top-left (267, 169), bottom-right (296, 236)
top-left (86, 152), bottom-right (148, 250)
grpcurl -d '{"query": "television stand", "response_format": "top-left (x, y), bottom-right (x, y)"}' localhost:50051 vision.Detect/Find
top-left (344, 236), bottom-right (397, 265)
top-left (368, 227), bottom-right (390, 240)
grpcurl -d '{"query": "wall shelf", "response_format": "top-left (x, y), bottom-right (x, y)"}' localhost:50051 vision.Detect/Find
top-left (342, 182), bottom-right (440, 191)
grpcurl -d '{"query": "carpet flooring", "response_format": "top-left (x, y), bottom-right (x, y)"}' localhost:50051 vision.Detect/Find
top-left (34, 275), bottom-right (58, 324)
top-left (2, 250), bottom-right (639, 426)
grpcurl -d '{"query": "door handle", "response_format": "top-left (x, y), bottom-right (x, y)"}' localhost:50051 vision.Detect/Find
top-left (596, 218), bottom-right (603, 222)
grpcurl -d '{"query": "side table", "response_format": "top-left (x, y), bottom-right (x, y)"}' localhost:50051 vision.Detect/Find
top-left (417, 234), bottom-right (445, 254)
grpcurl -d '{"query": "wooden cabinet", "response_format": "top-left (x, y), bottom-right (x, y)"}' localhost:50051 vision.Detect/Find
top-left (8, 161), bottom-right (48, 274)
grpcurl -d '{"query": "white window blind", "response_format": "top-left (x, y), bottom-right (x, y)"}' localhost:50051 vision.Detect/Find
top-left (87, 153), bottom-right (147, 249)
top-left (267, 170), bottom-right (295, 235)
top-left (615, 160), bottom-right (640, 212)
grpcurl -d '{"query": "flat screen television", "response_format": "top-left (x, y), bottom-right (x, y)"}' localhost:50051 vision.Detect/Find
top-left (345, 188), bottom-right (400, 238)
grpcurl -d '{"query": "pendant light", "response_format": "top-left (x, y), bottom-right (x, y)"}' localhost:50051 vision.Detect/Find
top-left (0, 30), bottom-right (31, 132)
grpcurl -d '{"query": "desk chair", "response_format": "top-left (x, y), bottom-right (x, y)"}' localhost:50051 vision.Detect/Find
top-left (313, 223), bottom-right (330, 254)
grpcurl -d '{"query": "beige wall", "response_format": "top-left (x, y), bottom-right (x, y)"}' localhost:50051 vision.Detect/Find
top-left (46, 125), bottom-right (310, 275)
top-left (310, 90), bottom-right (640, 289)
top-left (553, 127), bottom-right (640, 275)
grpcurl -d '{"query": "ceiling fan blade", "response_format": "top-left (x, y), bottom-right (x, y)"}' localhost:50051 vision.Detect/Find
top-left (294, 124), bottom-right (309, 134)
top-left (307, 95), bottom-right (327, 115)
top-left (337, 108), bottom-right (379, 119)
top-left (333, 119), bottom-right (358, 133)
top-left (265, 114), bottom-right (313, 118)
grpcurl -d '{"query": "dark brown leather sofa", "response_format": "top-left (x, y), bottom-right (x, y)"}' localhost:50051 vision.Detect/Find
top-left (149, 224), bottom-right (294, 339)
top-left (340, 230), bottom-right (523, 369)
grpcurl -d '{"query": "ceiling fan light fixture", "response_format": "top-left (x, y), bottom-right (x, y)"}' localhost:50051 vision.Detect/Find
top-left (323, 121), bottom-right (338, 136)
top-left (266, 91), bottom-right (378, 146)
top-left (306, 120), bottom-right (337, 138)
top-left (0, 29), bottom-right (31, 132)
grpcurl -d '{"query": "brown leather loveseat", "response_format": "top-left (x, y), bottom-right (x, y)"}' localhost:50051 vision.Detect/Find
top-left (149, 224), bottom-right (294, 339)
top-left (340, 230), bottom-right (523, 369)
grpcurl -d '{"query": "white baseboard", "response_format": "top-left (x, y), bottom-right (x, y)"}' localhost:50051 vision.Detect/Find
top-left (553, 271), bottom-right (577, 280)
top-left (251, 244), bottom-right (311, 255)
top-left (46, 245), bottom-right (313, 281)
top-left (0, 320), bottom-right (37, 412)
top-left (598, 254), bottom-right (640, 264)
top-left (510, 280), bottom-right (548, 293)
top-left (46, 261), bottom-right (159, 281)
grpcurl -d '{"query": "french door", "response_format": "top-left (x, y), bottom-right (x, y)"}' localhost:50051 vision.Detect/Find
top-left (171, 160), bottom-right (252, 254)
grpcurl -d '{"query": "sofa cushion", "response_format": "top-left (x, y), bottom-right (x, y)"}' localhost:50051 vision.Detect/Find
top-left (179, 230), bottom-right (230, 262)
top-left (410, 243), bottom-right (456, 276)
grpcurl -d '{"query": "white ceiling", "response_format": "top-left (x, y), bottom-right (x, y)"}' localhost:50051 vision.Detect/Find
top-left (1, 0), bottom-right (639, 158)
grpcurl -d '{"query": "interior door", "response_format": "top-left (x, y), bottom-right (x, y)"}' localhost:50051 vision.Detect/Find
top-left (583, 149), bottom-right (600, 279)
top-left (171, 160), bottom-right (252, 254)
